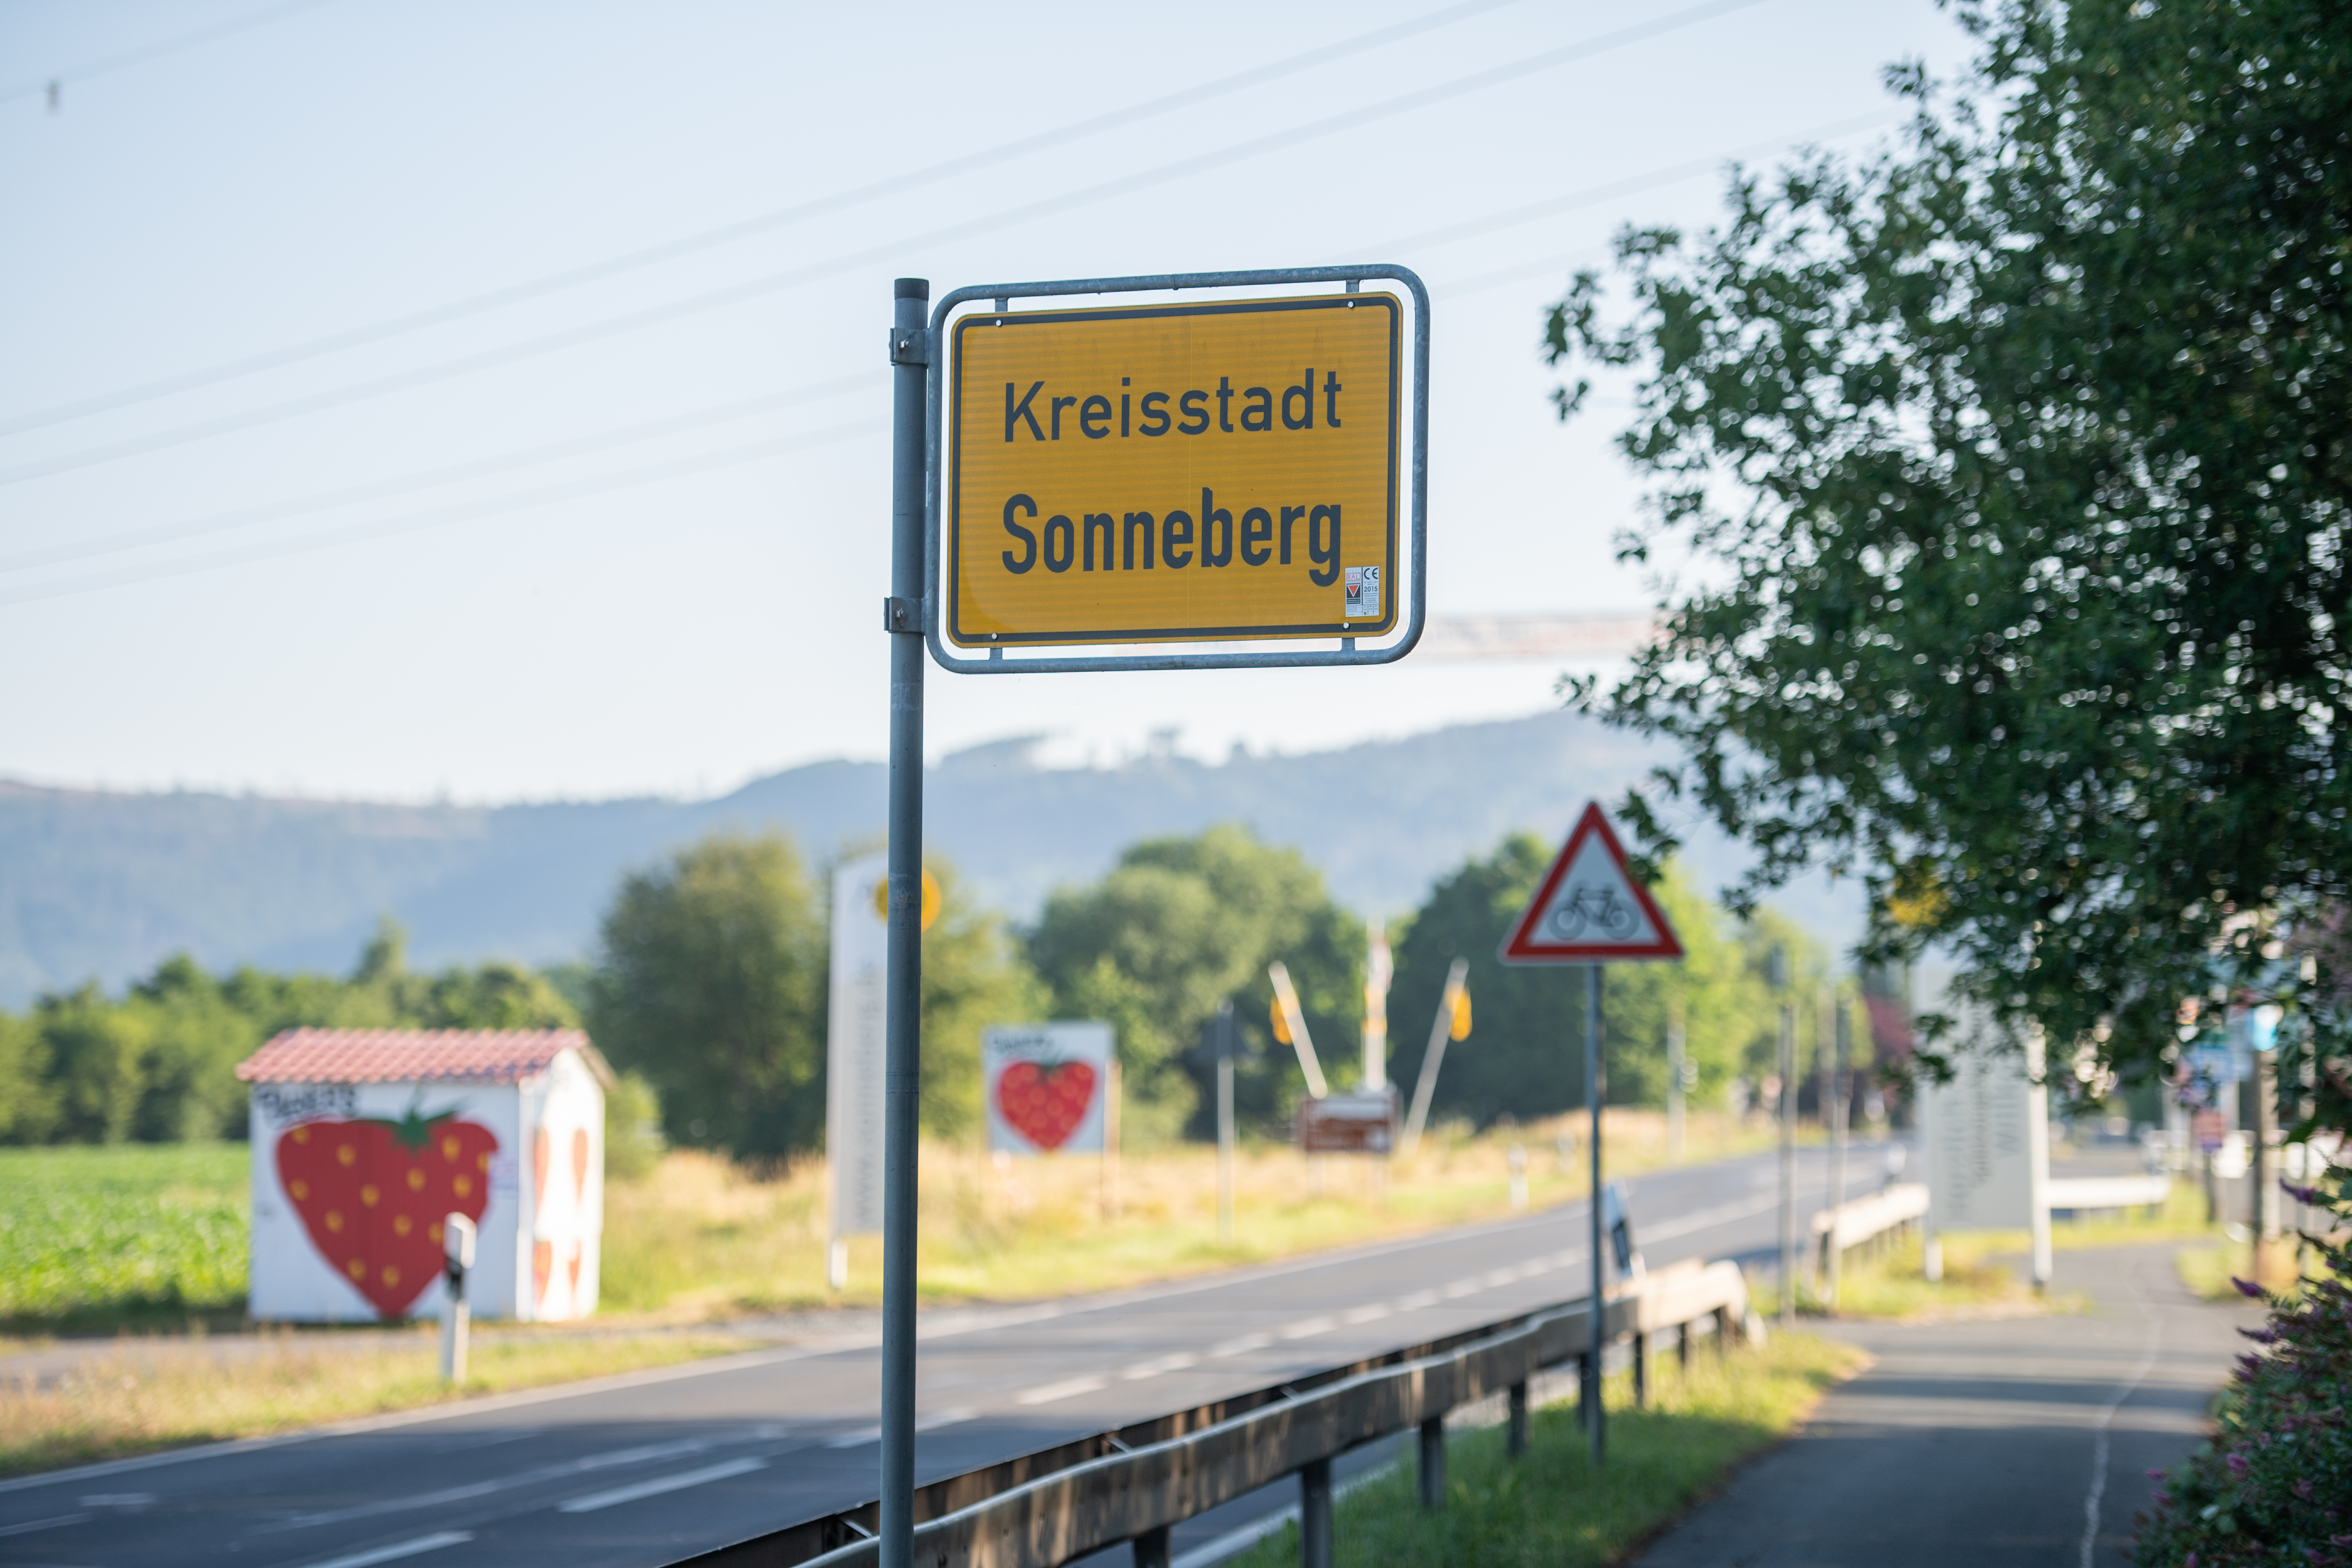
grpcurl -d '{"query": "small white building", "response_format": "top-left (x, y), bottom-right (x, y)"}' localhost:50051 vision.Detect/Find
top-left (237, 1028), bottom-right (613, 1323)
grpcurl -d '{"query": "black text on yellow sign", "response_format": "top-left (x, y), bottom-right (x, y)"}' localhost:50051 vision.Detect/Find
top-left (947, 294), bottom-right (1401, 647)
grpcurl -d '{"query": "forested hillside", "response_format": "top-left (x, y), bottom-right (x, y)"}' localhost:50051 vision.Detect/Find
top-left (0, 709), bottom-right (1850, 1005)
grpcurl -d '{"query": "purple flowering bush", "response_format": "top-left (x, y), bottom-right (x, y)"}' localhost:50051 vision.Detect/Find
top-left (2134, 1174), bottom-right (2352, 1567)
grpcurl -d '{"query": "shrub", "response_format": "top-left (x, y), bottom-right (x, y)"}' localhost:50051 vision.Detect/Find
top-left (2134, 1173), bottom-right (2352, 1567)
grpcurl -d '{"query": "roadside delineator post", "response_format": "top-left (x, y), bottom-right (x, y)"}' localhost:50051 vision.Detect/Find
top-left (439, 1212), bottom-right (475, 1384)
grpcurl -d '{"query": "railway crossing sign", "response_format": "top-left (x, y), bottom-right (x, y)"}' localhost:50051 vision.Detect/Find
top-left (1499, 801), bottom-right (1684, 965)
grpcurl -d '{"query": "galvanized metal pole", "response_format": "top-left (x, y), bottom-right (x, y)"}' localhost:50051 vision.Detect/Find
top-left (1665, 1008), bottom-right (1686, 1164)
top-left (1827, 993), bottom-right (1850, 1310)
top-left (1216, 1000), bottom-right (1236, 1247)
top-left (1778, 999), bottom-right (1796, 1325)
top-left (879, 276), bottom-right (930, 1568)
top-left (1586, 963), bottom-right (1605, 1465)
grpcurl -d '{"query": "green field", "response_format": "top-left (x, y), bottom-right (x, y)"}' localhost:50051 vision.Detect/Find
top-left (0, 1144), bottom-right (248, 1330)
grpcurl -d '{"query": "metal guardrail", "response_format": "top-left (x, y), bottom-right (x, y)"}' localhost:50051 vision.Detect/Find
top-left (683, 1260), bottom-right (1751, 1568)
top-left (1806, 1175), bottom-right (2178, 1285)
top-left (2044, 1174), bottom-right (2173, 1214)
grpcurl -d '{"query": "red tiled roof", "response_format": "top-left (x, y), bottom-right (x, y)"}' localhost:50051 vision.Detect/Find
top-left (236, 1028), bottom-right (614, 1088)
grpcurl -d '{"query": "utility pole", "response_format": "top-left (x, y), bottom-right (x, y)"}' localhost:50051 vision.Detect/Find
top-left (1665, 1006), bottom-right (1686, 1164)
top-left (1771, 947), bottom-right (1796, 1325)
top-left (1216, 1000), bottom-right (1237, 1246)
top-left (1826, 990), bottom-right (1850, 1311)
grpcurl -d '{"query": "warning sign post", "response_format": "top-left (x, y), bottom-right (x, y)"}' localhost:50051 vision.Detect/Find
top-left (1498, 802), bottom-right (1683, 1466)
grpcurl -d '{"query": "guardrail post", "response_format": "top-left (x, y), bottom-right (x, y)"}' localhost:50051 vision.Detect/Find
top-left (1714, 1306), bottom-right (1732, 1358)
top-left (1575, 1352), bottom-right (1591, 1430)
top-left (1300, 1458), bottom-right (1333, 1568)
top-left (1133, 1523), bottom-right (1171, 1568)
top-left (1632, 1329), bottom-right (1648, 1409)
top-left (1677, 1321), bottom-right (1692, 1374)
top-left (1507, 1381), bottom-right (1528, 1458)
top-left (1417, 1416), bottom-right (1446, 1509)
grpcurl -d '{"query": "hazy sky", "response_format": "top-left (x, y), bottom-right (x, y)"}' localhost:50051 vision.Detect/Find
top-left (0, 0), bottom-right (1973, 803)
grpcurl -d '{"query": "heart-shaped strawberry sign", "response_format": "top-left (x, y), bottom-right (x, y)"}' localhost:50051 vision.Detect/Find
top-left (276, 1108), bottom-right (499, 1319)
top-left (995, 1059), bottom-right (1097, 1150)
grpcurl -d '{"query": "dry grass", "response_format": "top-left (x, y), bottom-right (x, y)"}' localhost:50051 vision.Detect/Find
top-left (2175, 1237), bottom-right (2310, 1302)
top-left (1802, 1230), bottom-right (2057, 1321)
top-left (601, 1109), bottom-right (1777, 1317)
top-left (0, 1327), bottom-right (754, 1477)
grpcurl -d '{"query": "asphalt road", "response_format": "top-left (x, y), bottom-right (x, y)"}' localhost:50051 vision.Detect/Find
top-left (0, 1144), bottom-right (1879, 1568)
top-left (1629, 1241), bottom-right (2259, 1568)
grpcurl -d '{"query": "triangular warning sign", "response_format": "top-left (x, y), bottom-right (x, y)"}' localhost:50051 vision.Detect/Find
top-left (1499, 803), bottom-right (1685, 964)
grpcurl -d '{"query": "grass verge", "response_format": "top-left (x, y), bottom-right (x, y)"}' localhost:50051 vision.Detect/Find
top-left (1800, 1231), bottom-right (2057, 1320)
top-left (2175, 1237), bottom-right (2308, 1302)
top-left (1802, 1178), bottom-right (2220, 1321)
top-left (0, 1328), bottom-right (755, 1478)
top-left (1227, 1332), bottom-right (1864, 1568)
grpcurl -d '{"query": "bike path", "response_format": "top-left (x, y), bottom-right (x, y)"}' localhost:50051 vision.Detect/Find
top-left (1629, 1242), bottom-right (2259, 1568)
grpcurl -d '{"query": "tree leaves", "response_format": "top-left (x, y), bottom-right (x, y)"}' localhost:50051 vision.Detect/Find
top-left (1549, 0), bottom-right (2352, 1089)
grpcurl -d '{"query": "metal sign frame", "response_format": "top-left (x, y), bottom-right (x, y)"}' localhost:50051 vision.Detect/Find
top-left (921, 265), bottom-right (1430, 674)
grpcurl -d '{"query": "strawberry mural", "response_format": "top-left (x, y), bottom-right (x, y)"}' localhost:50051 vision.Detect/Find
top-left (275, 1105), bottom-right (499, 1318)
top-left (994, 1058), bottom-right (1098, 1150)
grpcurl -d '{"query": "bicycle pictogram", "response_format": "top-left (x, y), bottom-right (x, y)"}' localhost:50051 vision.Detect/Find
top-left (1545, 883), bottom-right (1641, 941)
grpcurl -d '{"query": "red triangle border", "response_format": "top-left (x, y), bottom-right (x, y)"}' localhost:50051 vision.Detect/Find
top-left (1498, 802), bottom-right (1685, 964)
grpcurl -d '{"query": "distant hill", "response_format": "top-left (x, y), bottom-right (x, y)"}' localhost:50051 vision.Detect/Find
top-left (0, 709), bottom-right (1858, 1004)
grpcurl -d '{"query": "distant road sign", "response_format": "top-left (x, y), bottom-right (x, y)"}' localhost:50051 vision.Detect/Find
top-left (946, 293), bottom-right (1401, 648)
top-left (1297, 1087), bottom-right (1398, 1154)
top-left (1499, 802), bottom-right (1685, 964)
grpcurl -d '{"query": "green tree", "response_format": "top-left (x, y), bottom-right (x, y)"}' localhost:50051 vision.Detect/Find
top-left (36, 986), bottom-right (151, 1143)
top-left (1543, 0), bottom-right (2352, 1093)
top-left (589, 831), bottom-right (826, 1160)
top-left (1028, 825), bottom-right (1362, 1135)
top-left (0, 1010), bottom-right (55, 1144)
top-left (1388, 838), bottom-right (1771, 1127)
top-left (125, 956), bottom-right (261, 1140)
top-left (915, 859), bottom-right (1050, 1139)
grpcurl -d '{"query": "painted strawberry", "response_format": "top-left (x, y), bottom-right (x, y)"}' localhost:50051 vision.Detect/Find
top-left (995, 1059), bottom-right (1097, 1150)
top-left (572, 1128), bottom-right (590, 1204)
top-left (276, 1106), bottom-right (499, 1319)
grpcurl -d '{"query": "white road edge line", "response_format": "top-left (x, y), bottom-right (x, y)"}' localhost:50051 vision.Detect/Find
top-left (0, 1511), bottom-right (90, 1537)
top-left (556, 1457), bottom-right (767, 1514)
top-left (1016, 1376), bottom-right (1108, 1407)
top-left (824, 1407), bottom-right (976, 1447)
top-left (2080, 1298), bottom-right (2165, 1568)
top-left (294, 1530), bottom-right (473, 1568)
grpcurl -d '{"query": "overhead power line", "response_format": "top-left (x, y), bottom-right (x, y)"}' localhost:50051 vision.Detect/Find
top-left (1351, 109), bottom-right (1899, 259)
top-left (0, 0), bottom-right (1770, 490)
top-left (0, 419), bottom-right (884, 609)
top-left (1419, 111), bottom-right (1902, 299)
top-left (0, 375), bottom-right (872, 576)
top-left (4, 104), bottom-right (1895, 586)
top-left (0, 0), bottom-right (1525, 437)
top-left (0, 0), bottom-right (342, 107)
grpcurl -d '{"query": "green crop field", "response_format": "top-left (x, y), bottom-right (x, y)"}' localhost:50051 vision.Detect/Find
top-left (0, 1144), bottom-right (248, 1330)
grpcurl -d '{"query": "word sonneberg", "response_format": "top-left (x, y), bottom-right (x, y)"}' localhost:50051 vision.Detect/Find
top-left (996, 366), bottom-right (1350, 582)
